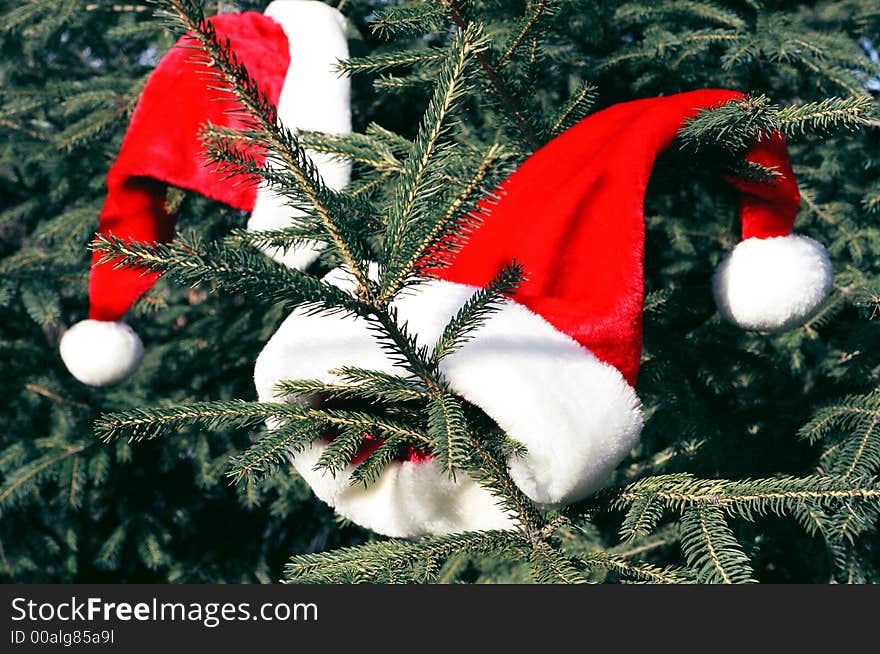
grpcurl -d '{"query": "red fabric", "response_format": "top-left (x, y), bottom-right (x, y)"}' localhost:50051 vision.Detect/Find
top-left (732, 133), bottom-right (800, 239)
top-left (431, 89), bottom-right (800, 387)
top-left (346, 434), bottom-right (431, 467)
top-left (89, 12), bottom-right (290, 321)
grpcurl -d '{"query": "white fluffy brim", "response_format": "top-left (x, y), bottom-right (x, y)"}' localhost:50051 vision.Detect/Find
top-left (281, 434), bottom-right (517, 536)
top-left (60, 319), bottom-right (143, 387)
top-left (713, 234), bottom-right (833, 331)
top-left (249, 1), bottom-right (352, 271)
top-left (254, 272), bottom-right (643, 537)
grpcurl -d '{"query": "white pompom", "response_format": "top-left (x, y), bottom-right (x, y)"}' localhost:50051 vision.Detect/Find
top-left (712, 234), bottom-right (833, 332)
top-left (59, 320), bottom-right (143, 386)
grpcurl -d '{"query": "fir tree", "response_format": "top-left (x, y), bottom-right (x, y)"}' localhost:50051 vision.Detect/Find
top-left (1, 0), bottom-right (879, 583)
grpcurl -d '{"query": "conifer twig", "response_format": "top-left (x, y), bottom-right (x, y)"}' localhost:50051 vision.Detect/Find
top-left (437, 0), bottom-right (541, 150)
top-left (467, 432), bottom-right (546, 540)
top-left (24, 383), bottom-right (89, 409)
top-left (497, 0), bottom-right (549, 67)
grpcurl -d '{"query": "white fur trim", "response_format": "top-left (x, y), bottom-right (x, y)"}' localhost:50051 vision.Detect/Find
top-left (250, 1), bottom-right (353, 270)
top-left (288, 438), bottom-right (516, 537)
top-left (254, 289), bottom-right (516, 537)
top-left (254, 274), bottom-right (644, 537)
top-left (60, 319), bottom-right (143, 387)
top-left (713, 234), bottom-right (833, 331)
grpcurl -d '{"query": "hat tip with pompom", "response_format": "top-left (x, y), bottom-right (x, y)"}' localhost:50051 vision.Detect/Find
top-left (712, 234), bottom-right (833, 332)
top-left (59, 320), bottom-right (144, 387)
top-left (59, 2), bottom-right (351, 386)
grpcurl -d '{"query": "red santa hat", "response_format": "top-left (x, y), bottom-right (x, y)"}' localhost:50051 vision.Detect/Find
top-left (253, 89), bottom-right (833, 538)
top-left (60, 1), bottom-right (351, 386)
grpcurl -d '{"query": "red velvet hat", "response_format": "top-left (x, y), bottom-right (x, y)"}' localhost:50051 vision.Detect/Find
top-left (60, 1), bottom-right (351, 386)
top-left (255, 89), bottom-right (833, 537)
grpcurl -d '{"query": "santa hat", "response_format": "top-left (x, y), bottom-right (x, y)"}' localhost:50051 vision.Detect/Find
top-left (60, 1), bottom-right (351, 386)
top-left (254, 89), bottom-right (833, 538)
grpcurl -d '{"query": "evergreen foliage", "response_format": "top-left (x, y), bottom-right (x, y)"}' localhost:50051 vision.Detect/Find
top-left (1, 0), bottom-right (879, 583)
